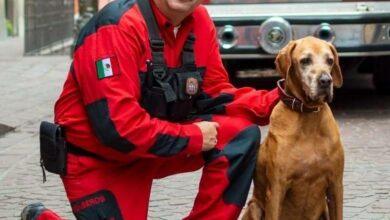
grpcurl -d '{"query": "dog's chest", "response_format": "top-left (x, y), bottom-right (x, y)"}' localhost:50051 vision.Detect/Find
top-left (287, 141), bottom-right (336, 181)
top-left (267, 104), bottom-right (342, 181)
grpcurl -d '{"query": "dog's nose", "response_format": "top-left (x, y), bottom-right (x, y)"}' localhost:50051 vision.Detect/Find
top-left (319, 74), bottom-right (332, 88)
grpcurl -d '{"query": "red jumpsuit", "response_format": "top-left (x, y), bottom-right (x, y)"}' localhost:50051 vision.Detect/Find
top-left (47, 0), bottom-right (279, 219)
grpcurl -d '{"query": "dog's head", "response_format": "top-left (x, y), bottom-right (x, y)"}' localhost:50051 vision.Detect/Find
top-left (275, 36), bottom-right (343, 105)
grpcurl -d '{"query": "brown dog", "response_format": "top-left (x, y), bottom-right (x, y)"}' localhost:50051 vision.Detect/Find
top-left (242, 36), bottom-right (344, 220)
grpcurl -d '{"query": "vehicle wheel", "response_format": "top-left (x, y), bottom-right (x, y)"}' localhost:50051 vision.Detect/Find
top-left (373, 56), bottom-right (390, 94)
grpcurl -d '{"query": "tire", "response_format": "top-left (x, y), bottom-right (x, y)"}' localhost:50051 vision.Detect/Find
top-left (373, 56), bottom-right (390, 94)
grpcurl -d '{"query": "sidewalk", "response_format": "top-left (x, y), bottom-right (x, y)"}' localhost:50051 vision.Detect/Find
top-left (0, 37), bottom-right (389, 219)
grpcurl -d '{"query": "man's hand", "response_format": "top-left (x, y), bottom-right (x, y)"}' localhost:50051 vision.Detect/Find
top-left (194, 121), bottom-right (219, 151)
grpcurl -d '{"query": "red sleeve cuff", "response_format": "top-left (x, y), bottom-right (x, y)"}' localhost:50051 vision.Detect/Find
top-left (269, 87), bottom-right (281, 105)
top-left (182, 124), bottom-right (203, 155)
top-left (258, 87), bottom-right (280, 126)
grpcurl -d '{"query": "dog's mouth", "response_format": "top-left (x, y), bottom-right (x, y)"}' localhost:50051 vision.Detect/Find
top-left (301, 75), bottom-right (334, 104)
top-left (307, 87), bottom-right (333, 103)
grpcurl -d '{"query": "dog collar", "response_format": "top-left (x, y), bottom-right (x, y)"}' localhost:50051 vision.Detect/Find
top-left (277, 79), bottom-right (320, 113)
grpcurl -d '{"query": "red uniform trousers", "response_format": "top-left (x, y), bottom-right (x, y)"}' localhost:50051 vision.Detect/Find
top-left (42, 2), bottom-right (280, 219)
top-left (38, 115), bottom-right (260, 220)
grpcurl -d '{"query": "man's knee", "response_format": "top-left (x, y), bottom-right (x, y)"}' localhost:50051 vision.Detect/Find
top-left (223, 125), bottom-right (261, 206)
top-left (203, 124), bottom-right (261, 164)
top-left (199, 125), bottom-right (260, 206)
top-left (224, 125), bottom-right (260, 171)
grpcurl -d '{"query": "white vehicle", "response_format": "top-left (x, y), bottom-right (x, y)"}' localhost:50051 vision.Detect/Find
top-left (204, 0), bottom-right (390, 92)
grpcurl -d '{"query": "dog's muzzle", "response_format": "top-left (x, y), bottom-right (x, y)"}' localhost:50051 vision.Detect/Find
top-left (319, 74), bottom-right (332, 89)
top-left (318, 74), bottom-right (333, 102)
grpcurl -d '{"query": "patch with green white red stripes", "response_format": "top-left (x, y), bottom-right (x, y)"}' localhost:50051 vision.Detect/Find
top-left (96, 56), bottom-right (119, 80)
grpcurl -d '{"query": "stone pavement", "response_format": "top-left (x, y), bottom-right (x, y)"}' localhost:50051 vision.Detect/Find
top-left (0, 37), bottom-right (389, 219)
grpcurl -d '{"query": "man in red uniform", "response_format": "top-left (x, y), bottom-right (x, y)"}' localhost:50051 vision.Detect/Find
top-left (22, 0), bottom-right (279, 219)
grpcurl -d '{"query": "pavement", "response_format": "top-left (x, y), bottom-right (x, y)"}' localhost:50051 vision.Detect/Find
top-left (0, 37), bottom-right (389, 219)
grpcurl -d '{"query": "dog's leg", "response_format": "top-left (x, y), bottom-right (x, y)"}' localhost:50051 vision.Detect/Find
top-left (326, 179), bottom-right (343, 220)
top-left (242, 198), bottom-right (263, 220)
top-left (319, 200), bottom-right (330, 220)
top-left (264, 182), bottom-right (285, 220)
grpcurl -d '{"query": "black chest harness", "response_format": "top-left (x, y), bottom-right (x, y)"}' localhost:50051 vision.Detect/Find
top-left (138, 0), bottom-right (205, 122)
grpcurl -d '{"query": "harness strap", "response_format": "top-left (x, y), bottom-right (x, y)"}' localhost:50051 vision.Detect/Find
top-left (159, 81), bottom-right (177, 102)
top-left (182, 33), bottom-right (196, 70)
top-left (137, 0), bottom-right (163, 46)
top-left (137, 0), bottom-right (166, 67)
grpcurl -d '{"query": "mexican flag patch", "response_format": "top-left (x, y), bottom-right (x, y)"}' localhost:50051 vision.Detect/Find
top-left (96, 56), bottom-right (119, 79)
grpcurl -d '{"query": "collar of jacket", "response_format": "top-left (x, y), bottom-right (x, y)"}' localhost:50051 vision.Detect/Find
top-left (277, 79), bottom-right (320, 113)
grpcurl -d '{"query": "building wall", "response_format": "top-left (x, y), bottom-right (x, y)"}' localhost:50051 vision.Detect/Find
top-left (0, 0), bottom-right (24, 40)
top-left (0, 0), bottom-right (7, 40)
top-left (17, 0), bottom-right (24, 45)
top-left (75, 0), bottom-right (80, 17)
top-left (24, 0), bottom-right (74, 54)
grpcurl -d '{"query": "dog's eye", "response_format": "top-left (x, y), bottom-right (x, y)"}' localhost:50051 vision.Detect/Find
top-left (300, 57), bottom-right (312, 66)
top-left (327, 58), bottom-right (334, 66)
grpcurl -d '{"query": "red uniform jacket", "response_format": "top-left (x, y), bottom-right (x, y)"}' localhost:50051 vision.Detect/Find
top-left (54, 0), bottom-right (279, 161)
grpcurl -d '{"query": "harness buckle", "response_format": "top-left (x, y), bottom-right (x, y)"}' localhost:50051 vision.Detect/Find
top-left (150, 40), bottom-right (164, 51)
top-left (187, 34), bottom-right (196, 42)
top-left (152, 67), bottom-right (166, 80)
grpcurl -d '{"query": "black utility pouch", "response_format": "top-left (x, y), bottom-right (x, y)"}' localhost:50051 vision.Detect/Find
top-left (141, 86), bottom-right (169, 118)
top-left (167, 71), bottom-right (203, 121)
top-left (39, 121), bottom-right (67, 180)
top-left (175, 71), bottom-right (203, 100)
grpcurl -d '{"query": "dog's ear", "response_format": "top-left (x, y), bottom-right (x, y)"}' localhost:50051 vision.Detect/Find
top-left (328, 43), bottom-right (343, 88)
top-left (275, 41), bottom-right (297, 79)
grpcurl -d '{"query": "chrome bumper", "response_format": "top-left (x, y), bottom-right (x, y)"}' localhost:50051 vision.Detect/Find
top-left (206, 2), bottom-right (390, 59)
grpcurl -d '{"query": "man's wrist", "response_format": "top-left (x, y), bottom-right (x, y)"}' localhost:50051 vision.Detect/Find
top-left (182, 124), bottom-right (203, 155)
